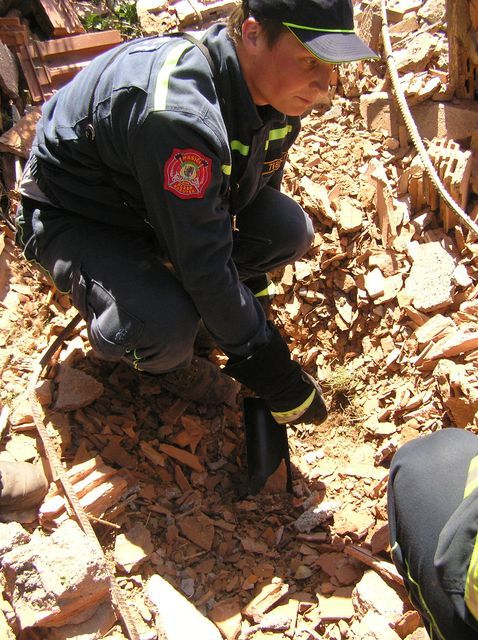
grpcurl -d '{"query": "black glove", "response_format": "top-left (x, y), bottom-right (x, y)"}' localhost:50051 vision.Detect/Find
top-left (224, 323), bottom-right (328, 426)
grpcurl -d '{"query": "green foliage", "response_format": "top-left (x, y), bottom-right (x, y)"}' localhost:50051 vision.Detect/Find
top-left (323, 364), bottom-right (355, 395)
top-left (81, 1), bottom-right (143, 39)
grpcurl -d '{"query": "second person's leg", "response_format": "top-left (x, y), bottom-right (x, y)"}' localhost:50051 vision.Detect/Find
top-left (388, 428), bottom-right (478, 640)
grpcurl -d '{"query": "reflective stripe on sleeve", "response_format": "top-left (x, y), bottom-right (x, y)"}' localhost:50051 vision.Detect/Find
top-left (265, 125), bottom-right (293, 150)
top-left (464, 454), bottom-right (478, 620)
top-left (154, 41), bottom-right (193, 111)
top-left (230, 140), bottom-right (250, 156)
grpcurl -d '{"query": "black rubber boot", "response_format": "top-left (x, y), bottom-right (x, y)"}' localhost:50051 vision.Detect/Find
top-left (243, 397), bottom-right (293, 495)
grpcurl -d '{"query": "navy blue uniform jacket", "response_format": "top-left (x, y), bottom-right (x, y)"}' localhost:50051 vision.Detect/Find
top-left (30, 24), bottom-right (301, 357)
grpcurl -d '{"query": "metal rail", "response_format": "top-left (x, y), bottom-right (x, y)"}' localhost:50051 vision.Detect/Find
top-left (28, 312), bottom-right (142, 640)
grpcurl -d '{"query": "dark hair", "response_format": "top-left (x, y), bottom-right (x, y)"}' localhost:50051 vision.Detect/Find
top-left (227, 0), bottom-right (287, 47)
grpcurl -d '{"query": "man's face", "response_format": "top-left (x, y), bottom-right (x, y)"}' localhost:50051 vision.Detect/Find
top-left (240, 24), bottom-right (334, 116)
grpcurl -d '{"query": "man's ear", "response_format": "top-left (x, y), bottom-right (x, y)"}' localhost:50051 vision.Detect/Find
top-left (241, 16), bottom-right (263, 52)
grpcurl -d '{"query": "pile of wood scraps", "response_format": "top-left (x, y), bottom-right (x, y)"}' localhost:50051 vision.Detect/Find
top-left (33, 0), bottom-right (85, 37)
top-left (282, 94), bottom-right (478, 438)
top-left (39, 455), bottom-right (132, 529)
top-left (0, 13), bottom-right (121, 104)
top-left (0, 105), bottom-right (41, 158)
top-left (405, 138), bottom-right (473, 231)
top-left (0, 0), bottom-right (124, 195)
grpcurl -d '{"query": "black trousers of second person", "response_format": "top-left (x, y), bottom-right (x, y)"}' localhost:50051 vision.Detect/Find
top-left (388, 428), bottom-right (478, 640)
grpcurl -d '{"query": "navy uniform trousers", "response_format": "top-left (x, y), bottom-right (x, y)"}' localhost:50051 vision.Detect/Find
top-left (388, 428), bottom-right (478, 640)
top-left (16, 185), bottom-right (313, 373)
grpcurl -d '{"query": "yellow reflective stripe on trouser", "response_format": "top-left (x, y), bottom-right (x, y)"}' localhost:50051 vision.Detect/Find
top-left (464, 454), bottom-right (478, 620)
top-left (465, 455), bottom-right (478, 499)
top-left (401, 552), bottom-right (447, 640)
top-left (132, 350), bottom-right (143, 370)
top-left (271, 388), bottom-right (316, 424)
top-left (255, 282), bottom-right (276, 298)
top-left (154, 41), bottom-right (192, 111)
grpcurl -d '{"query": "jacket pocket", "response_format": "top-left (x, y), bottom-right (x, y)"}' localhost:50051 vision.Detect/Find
top-left (72, 267), bottom-right (144, 359)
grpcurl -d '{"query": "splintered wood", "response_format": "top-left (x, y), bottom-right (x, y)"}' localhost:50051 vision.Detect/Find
top-left (0, 16), bottom-right (121, 103)
top-left (242, 579), bottom-right (290, 624)
top-left (39, 456), bottom-right (130, 528)
top-left (34, 0), bottom-right (85, 37)
top-left (448, 0), bottom-right (478, 99)
top-left (407, 138), bottom-right (472, 231)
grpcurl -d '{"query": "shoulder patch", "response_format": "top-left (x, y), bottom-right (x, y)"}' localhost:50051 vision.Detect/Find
top-left (164, 148), bottom-right (212, 199)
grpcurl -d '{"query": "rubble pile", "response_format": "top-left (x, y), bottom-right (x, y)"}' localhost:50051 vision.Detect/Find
top-left (0, 0), bottom-right (477, 639)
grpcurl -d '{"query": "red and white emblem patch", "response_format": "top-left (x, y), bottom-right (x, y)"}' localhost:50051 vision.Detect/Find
top-left (164, 148), bottom-right (212, 200)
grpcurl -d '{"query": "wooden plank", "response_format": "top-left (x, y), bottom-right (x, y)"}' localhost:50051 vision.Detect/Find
top-left (0, 106), bottom-right (42, 158)
top-left (0, 17), bottom-right (22, 26)
top-left (158, 443), bottom-right (205, 473)
top-left (12, 29), bottom-right (122, 103)
top-left (344, 544), bottom-right (404, 585)
top-left (48, 61), bottom-right (91, 84)
top-left (16, 46), bottom-right (47, 102)
top-left (28, 30), bottom-right (122, 61)
top-left (0, 19), bottom-right (28, 48)
top-left (447, 0), bottom-right (475, 98)
top-left (34, 0), bottom-right (85, 37)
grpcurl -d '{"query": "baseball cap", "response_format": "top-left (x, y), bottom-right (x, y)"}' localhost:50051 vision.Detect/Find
top-left (248, 0), bottom-right (379, 64)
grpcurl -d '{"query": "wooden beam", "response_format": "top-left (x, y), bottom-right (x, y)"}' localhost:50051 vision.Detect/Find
top-left (33, 0), bottom-right (86, 37)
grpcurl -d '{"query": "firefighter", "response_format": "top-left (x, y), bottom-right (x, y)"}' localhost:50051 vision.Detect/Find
top-left (16, 0), bottom-right (377, 420)
top-left (388, 428), bottom-right (478, 640)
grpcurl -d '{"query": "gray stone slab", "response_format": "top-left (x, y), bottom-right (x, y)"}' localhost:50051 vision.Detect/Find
top-left (0, 43), bottom-right (19, 99)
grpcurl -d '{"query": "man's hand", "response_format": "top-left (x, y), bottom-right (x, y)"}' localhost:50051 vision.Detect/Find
top-left (224, 323), bottom-right (328, 426)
